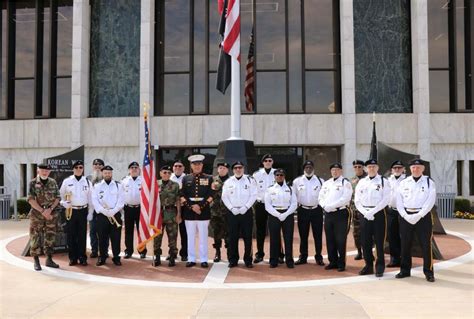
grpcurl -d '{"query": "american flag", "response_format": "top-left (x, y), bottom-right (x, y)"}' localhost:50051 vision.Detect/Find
top-left (244, 28), bottom-right (255, 112)
top-left (222, 0), bottom-right (240, 62)
top-left (137, 110), bottom-right (162, 252)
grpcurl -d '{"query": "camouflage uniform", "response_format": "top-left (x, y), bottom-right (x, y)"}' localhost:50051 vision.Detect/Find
top-left (210, 175), bottom-right (229, 251)
top-left (153, 180), bottom-right (180, 258)
top-left (350, 172), bottom-right (367, 251)
top-left (28, 176), bottom-right (60, 256)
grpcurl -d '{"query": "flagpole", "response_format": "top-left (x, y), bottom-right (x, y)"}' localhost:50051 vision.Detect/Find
top-left (229, 57), bottom-right (241, 140)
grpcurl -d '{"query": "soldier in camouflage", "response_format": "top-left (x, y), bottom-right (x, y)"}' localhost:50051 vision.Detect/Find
top-left (27, 163), bottom-right (61, 271)
top-left (350, 160), bottom-right (367, 260)
top-left (210, 162), bottom-right (230, 262)
top-left (153, 165), bottom-right (181, 267)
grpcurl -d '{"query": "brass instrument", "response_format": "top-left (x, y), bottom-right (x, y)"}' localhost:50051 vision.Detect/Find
top-left (103, 202), bottom-right (121, 228)
top-left (65, 192), bottom-right (73, 221)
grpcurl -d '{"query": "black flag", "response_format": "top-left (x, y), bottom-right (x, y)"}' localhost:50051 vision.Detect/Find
top-left (216, 0), bottom-right (231, 94)
top-left (369, 115), bottom-right (378, 160)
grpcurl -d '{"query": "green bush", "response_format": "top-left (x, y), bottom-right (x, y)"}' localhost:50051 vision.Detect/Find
top-left (454, 198), bottom-right (471, 213)
top-left (17, 198), bottom-right (31, 215)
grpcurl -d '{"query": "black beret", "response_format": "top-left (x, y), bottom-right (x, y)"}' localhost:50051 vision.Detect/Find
top-left (409, 158), bottom-right (425, 166)
top-left (330, 162), bottom-right (343, 169)
top-left (365, 159), bottom-right (378, 166)
top-left (352, 160), bottom-right (364, 166)
top-left (101, 165), bottom-right (113, 171)
top-left (173, 159), bottom-right (184, 165)
top-left (160, 165), bottom-right (172, 171)
top-left (391, 160), bottom-right (404, 168)
top-left (93, 158), bottom-right (104, 165)
top-left (38, 163), bottom-right (51, 169)
top-left (261, 154), bottom-right (273, 162)
top-left (303, 160), bottom-right (314, 168)
top-left (232, 161), bottom-right (245, 169)
top-left (128, 161), bottom-right (139, 169)
top-left (217, 162), bottom-right (230, 168)
top-left (274, 168), bottom-right (286, 175)
top-left (73, 160), bottom-right (84, 168)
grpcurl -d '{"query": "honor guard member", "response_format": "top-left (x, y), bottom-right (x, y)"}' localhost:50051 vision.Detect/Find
top-left (354, 159), bottom-right (391, 277)
top-left (319, 162), bottom-right (353, 272)
top-left (60, 160), bottom-right (93, 266)
top-left (86, 158), bottom-right (104, 258)
top-left (180, 154), bottom-right (214, 268)
top-left (386, 160), bottom-right (406, 267)
top-left (121, 161), bottom-right (146, 259)
top-left (265, 168), bottom-right (298, 268)
top-left (252, 154), bottom-right (276, 263)
top-left (293, 160), bottom-right (325, 266)
top-left (153, 165), bottom-right (181, 267)
top-left (396, 158), bottom-right (437, 282)
top-left (171, 159), bottom-right (188, 261)
top-left (222, 161), bottom-right (258, 268)
top-left (92, 165), bottom-right (125, 266)
top-left (27, 164), bottom-right (61, 271)
top-left (210, 162), bottom-right (230, 262)
top-left (350, 160), bottom-right (367, 260)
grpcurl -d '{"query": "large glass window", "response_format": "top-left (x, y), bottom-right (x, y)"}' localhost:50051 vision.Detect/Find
top-left (428, 0), bottom-right (472, 112)
top-left (0, 0), bottom-right (72, 120)
top-left (155, 0), bottom-right (341, 115)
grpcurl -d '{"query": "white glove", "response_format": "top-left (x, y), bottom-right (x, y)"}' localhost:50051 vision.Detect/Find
top-left (411, 213), bottom-right (422, 224)
top-left (364, 210), bottom-right (375, 221)
top-left (324, 205), bottom-right (334, 212)
top-left (238, 207), bottom-right (247, 215)
top-left (87, 211), bottom-right (93, 221)
top-left (231, 208), bottom-right (240, 216)
top-left (61, 201), bottom-right (72, 209)
top-left (404, 214), bottom-right (417, 225)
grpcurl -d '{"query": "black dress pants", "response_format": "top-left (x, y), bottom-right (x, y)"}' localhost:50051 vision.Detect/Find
top-left (96, 213), bottom-right (122, 261)
top-left (297, 206), bottom-right (323, 261)
top-left (227, 209), bottom-right (253, 265)
top-left (67, 207), bottom-right (88, 262)
top-left (324, 208), bottom-right (350, 268)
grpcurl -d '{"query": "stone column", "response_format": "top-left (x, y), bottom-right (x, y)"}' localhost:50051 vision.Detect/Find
top-left (411, 0), bottom-right (431, 160)
top-left (340, 0), bottom-right (357, 170)
top-left (71, 0), bottom-right (91, 149)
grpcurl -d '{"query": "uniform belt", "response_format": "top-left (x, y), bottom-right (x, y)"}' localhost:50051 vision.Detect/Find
top-left (125, 204), bottom-right (140, 208)
top-left (162, 205), bottom-right (176, 209)
top-left (336, 206), bottom-right (347, 211)
top-left (405, 208), bottom-right (421, 213)
top-left (389, 206), bottom-right (398, 211)
top-left (189, 197), bottom-right (204, 202)
top-left (300, 205), bottom-right (318, 210)
top-left (72, 204), bottom-right (88, 209)
top-left (273, 206), bottom-right (289, 210)
top-left (363, 206), bottom-right (375, 208)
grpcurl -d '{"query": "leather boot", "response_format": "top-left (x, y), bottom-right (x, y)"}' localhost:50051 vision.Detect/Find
top-left (45, 255), bottom-right (59, 268)
top-left (213, 248), bottom-right (221, 262)
top-left (153, 255), bottom-right (161, 267)
top-left (33, 256), bottom-right (42, 271)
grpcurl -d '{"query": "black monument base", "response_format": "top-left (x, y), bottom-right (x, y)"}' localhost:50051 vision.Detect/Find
top-left (213, 139), bottom-right (258, 174)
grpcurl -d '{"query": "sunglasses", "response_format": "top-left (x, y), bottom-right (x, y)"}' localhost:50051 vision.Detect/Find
top-left (173, 164), bottom-right (183, 167)
top-left (263, 159), bottom-right (273, 163)
top-left (393, 166), bottom-right (404, 169)
top-left (74, 166), bottom-right (84, 169)
top-left (275, 174), bottom-right (284, 177)
top-left (161, 171), bottom-right (171, 174)
top-left (130, 166), bottom-right (139, 169)
top-left (353, 165), bottom-right (363, 168)
top-left (233, 166), bottom-right (243, 169)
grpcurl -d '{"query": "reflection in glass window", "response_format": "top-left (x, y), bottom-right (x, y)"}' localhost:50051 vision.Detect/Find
top-left (56, 77), bottom-right (71, 118)
top-left (164, 0), bottom-right (190, 72)
top-left (163, 74), bottom-right (190, 115)
top-left (42, 4), bottom-right (51, 117)
top-left (14, 80), bottom-right (35, 119)
top-left (14, 1), bottom-right (36, 78)
top-left (57, 2), bottom-right (73, 76)
top-left (428, 0), bottom-right (449, 68)
top-left (256, 72), bottom-right (286, 113)
top-left (429, 71), bottom-right (450, 113)
top-left (305, 71), bottom-right (336, 113)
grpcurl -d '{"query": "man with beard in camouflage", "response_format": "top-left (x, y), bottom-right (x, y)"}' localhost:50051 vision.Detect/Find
top-left (350, 160), bottom-right (367, 260)
top-left (210, 162), bottom-right (230, 262)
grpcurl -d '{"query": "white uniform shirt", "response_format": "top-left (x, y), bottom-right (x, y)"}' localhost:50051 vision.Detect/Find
top-left (318, 176), bottom-right (353, 212)
top-left (121, 175), bottom-right (142, 205)
top-left (293, 175), bottom-right (324, 207)
top-left (170, 173), bottom-right (186, 189)
top-left (92, 180), bottom-right (125, 217)
top-left (222, 175), bottom-right (258, 211)
top-left (354, 174), bottom-right (391, 220)
top-left (59, 175), bottom-right (93, 213)
top-left (388, 174), bottom-right (406, 208)
top-left (264, 182), bottom-right (297, 218)
top-left (253, 168), bottom-right (276, 203)
top-left (396, 175), bottom-right (436, 220)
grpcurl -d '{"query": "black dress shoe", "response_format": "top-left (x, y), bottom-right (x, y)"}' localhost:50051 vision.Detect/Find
top-left (354, 250), bottom-right (363, 260)
top-left (324, 264), bottom-right (338, 270)
top-left (201, 262), bottom-right (209, 268)
top-left (168, 259), bottom-right (176, 267)
top-left (69, 260), bottom-right (78, 266)
top-left (90, 252), bottom-right (98, 258)
top-left (253, 256), bottom-right (263, 264)
top-left (96, 259), bottom-right (106, 266)
top-left (79, 259), bottom-right (88, 266)
top-left (337, 267), bottom-right (345, 272)
top-left (425, 275), bottom-right (435, 282)
top-left (387, 261), bottom-right (401, 268)
top-left (286, 263), bottom-right (295, 269)
top-left (181, 256), bottom-right (188, 262)
top-left (33, 256), bottom-right (42, 271)
top-left (113, 259), bottom-right (122, 266)
top-left (375, 272), bottom-right (383, 277)
top-left (269, 263), bottom-right (278, 268)
top-left (245, 263), bottom-right (253, 269)
top-left (186, 262), bottom-right (196, 267)
top-left (123, 253), bottom-right (132, 259)
top-left (395, 272), bottom-right (411, 279)
top-left (358, 266), bottom-right (374, 275)
top-left (316, 259), bottom-right (325, 266)
top-left (153, 256), bottom-right (161, 267)
top-left (278, 256), bottom-right (285, 264)
top-left (294, 258), bottom-right (307, 265)
top-left (166, 256), bottom-right (170, 261)
top-left (228, 262), bottom-right (238, 268)
top-left (140, 252), bottom-right (147, 259)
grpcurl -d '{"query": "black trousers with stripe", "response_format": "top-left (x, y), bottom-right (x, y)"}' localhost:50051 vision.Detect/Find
top-left (124, 205), bottom-right (147, 255)
top-left (324, 208), bottom-right (350, 269)
top-left (297, 206), bottom-right (324, 261)
top-left (387, 207), bottom-right (401, 262)
top-left (66, 207), bottom-right (88, 262)
top-left (227, 209), bottom-right (253, 265)
top-left (96, 213), bottom-right (122, 261)
top-left (268, 212), bottom-right (294, 266)
top-left (399, 212), bottom-right (434, 276)
top-left (360, 209), bottom-right (387, 273)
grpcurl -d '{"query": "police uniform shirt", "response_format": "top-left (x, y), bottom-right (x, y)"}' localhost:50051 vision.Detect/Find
top-left (318, 176), bottom-right (353, 212)
top-left (253, 168), bottom-right (276, 203)
top-left (354, 174), bottom-right (391, 219)
top-left (92, 180), bottom-right (125, 217)
top-left (388, 174), bottom-right (406, 208)
top-left (222, 175), bottom-right (258, 211)
top-left (59, 175), bottom-right (93, 212)
top-left (171, 173), bottom-right (186, 189)
top-left (264, 183), bottom-right (298, 218)
top-left (396, 175), bottom-right (436, 220)
top-left (121, 175), bottom-right (142, 206)
top-left (293, 175), bottom-right (325, 208)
